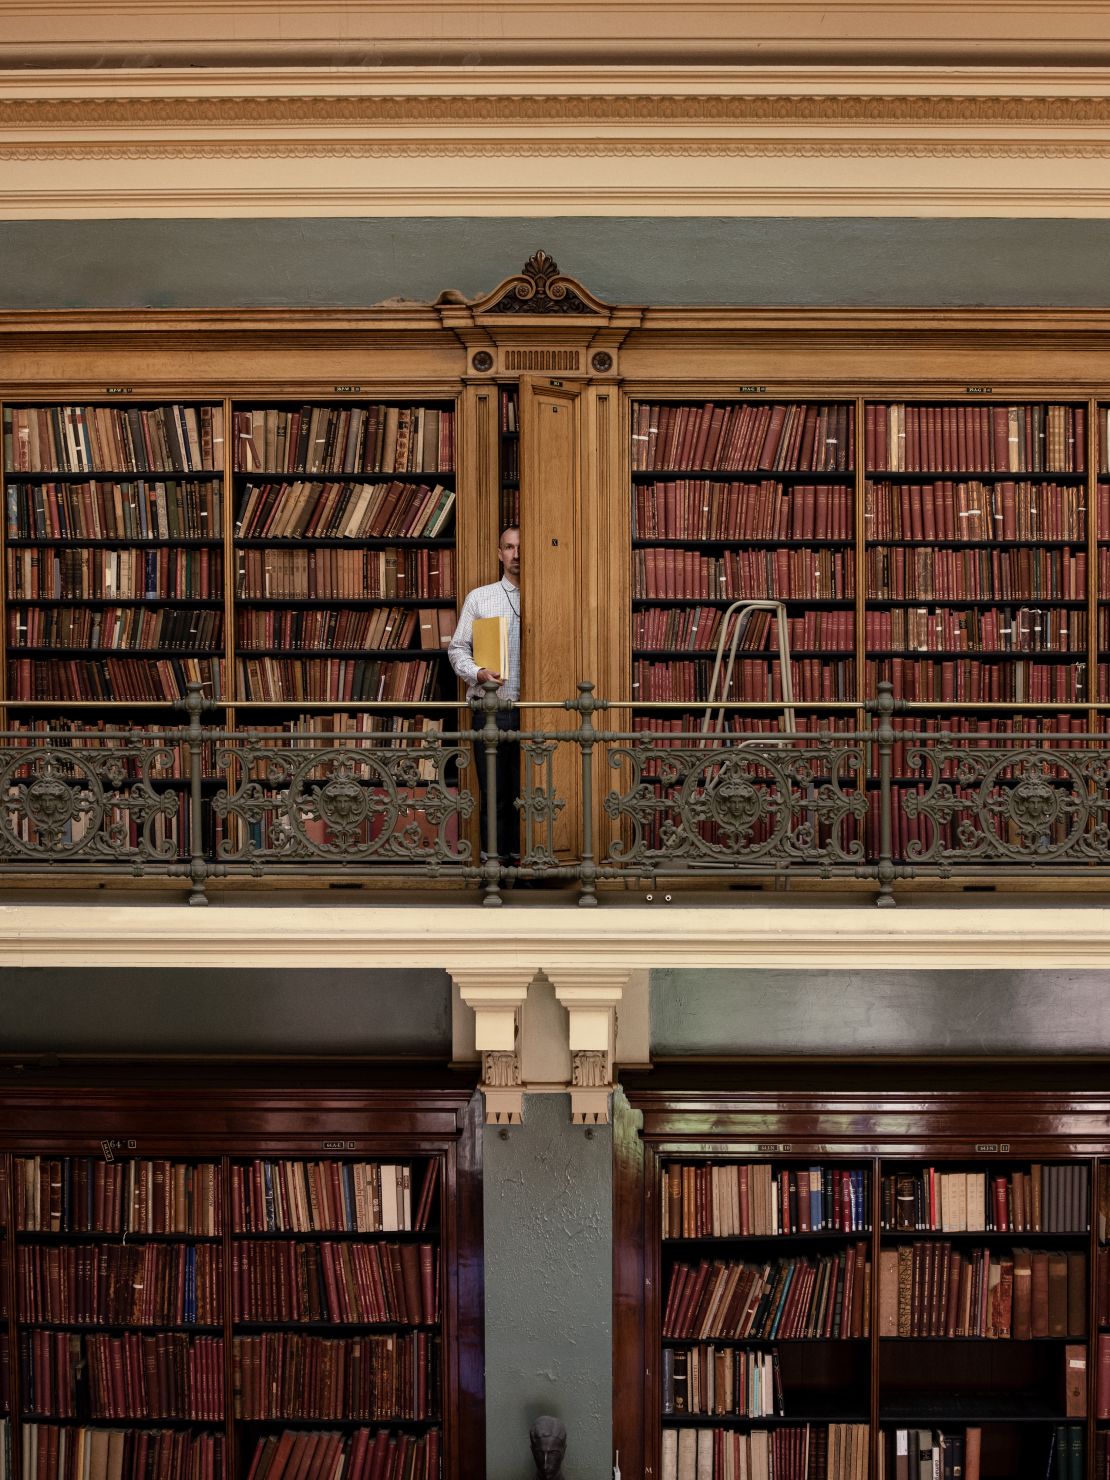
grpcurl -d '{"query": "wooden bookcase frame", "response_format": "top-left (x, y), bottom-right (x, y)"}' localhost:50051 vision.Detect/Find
top-left (0, 1076), bottom-right (484, 1480)
top-left (614, 1081), bottom-right (1110, 1480)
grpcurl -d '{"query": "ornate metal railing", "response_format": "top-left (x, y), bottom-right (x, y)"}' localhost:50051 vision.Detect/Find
top-left (4, 683), bottom-right (1110, 906)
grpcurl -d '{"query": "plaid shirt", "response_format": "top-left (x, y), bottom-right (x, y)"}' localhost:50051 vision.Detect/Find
top-left (448, 576), bottom-right (521, 701)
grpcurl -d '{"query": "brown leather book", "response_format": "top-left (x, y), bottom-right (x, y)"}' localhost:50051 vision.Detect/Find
top-left (1030, 1250), bottom-right (1050, 1338)
top-left (1065, 1343), bottom-right (1087, 1418)
top-left (1066, 1250), bottom-right (1087, 1338)
top-left (1012, 1248), bottom-right (1032, 1340)
top-left (1098, 1331), bottom-right (1110, 1420)
top-left (1047, 1252), bottom-right (1068, 1337)
top-left (964, 1427), bottom-right (982, 1480)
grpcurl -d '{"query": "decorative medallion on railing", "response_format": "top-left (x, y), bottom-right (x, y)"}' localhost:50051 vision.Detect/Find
top-left (0, 736), bottom-right (179, 861)
top-left (902, 739), bottom-right (1110, 868)
top-left (603, 734), bottom-right (868, 876)
top-left (211, 733), bottom-right (474, 869)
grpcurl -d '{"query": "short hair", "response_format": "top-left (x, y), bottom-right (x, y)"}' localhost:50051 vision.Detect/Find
top-left (499, 524), bottom-right (519, 543)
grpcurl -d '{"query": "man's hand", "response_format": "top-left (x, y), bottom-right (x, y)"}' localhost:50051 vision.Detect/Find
top-left (476, 668), bottom-right (502, 685)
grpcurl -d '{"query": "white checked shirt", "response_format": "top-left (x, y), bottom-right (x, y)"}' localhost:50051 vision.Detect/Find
top-left (448, 575), bottom-right (521, 702)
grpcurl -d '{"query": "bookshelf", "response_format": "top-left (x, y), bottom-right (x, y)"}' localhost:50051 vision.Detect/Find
top-left (0, 1078), bottom-right (482, 1480)
top-left (499, 388), bottom-right (519, 530)
top-left (615, 1082), bottom-right (1110, 1480)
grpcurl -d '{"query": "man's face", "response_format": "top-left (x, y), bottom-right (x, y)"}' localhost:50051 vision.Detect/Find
top-left (499, 528), bottom-right (520, 582)
top-left (529, 1435), bottom-right (565, 1478)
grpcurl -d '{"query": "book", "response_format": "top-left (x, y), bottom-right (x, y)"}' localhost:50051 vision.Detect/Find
top-left (472, 615), bottom-right (509, 678)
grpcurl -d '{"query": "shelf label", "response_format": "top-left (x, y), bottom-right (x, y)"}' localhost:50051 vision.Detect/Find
top-left (322, 1139), bottom-right (357, 1151)
top-left (100, 1138), bottom-right (137, 1162)
top-left (965, 386), bottom-right (993, 394)
top-left (105, 387), bottom-right (133, 395)
top-left (973, 1142), bottom-right (1010, 1153)
top-left (334, 385), bottom-right (362, 393)
top-left (756, 1142), bottom-right (792, 1153)
top-left (739, 386), bottom-right (767, 394)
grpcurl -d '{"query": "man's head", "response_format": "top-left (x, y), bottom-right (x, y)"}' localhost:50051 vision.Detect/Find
top-left (499, 525), bottom-right (520, 585)
top-left (529, 1415), bottom-right (567, 1479)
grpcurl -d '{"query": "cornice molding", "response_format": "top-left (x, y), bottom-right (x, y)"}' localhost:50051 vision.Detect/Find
top-left (3, 901), bottom-right (1110, 971)
top-left (6, 4), bottom-right (1110, 67)
top-left (9, 91), bottom-right (1110, 126)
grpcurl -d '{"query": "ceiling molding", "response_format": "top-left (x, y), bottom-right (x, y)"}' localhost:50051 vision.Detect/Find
top-left (5, 3), bottom-right (1110, 67)
top-left (3, 66), bottom-right (1110, 218)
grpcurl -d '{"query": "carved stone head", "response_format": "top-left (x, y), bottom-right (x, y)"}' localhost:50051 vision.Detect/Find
top-left (529, 1414), bottom-right (567, 1479)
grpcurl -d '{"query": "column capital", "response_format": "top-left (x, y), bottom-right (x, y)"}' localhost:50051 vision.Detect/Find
top-left (547, 969), bottom-right (630, 1125)
top-left (450, 969), bottom-right (537, 1125)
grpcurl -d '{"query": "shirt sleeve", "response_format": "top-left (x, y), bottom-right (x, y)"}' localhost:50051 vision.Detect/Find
top-left (447, 590), bottom-right (481, 685)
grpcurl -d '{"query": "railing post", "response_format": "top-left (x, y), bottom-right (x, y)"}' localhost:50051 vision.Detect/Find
top-left (477, 680), bottom-right (503, 907)
top-left (179, 681), bottom-right (210, 906)
top-left (873, 680), bottom-right (897, 908)
top-left (568, 681), bottom-right (601, 907)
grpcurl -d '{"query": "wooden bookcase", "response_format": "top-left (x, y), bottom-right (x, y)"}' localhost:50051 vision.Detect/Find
top-left (0, 1074), bottom-right (483, 1480)
top-left (615, 1077), bottom-right (1110, 1480)
top-left (6, 286), bottom-right (1110, 875)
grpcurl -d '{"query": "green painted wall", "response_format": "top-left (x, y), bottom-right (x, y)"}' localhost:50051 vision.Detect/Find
top-left (2, 217), bottom-right (1108, 308)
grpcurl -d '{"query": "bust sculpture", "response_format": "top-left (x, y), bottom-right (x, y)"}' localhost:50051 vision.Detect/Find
top-left (529, 1415), bottom-right (567, 1480)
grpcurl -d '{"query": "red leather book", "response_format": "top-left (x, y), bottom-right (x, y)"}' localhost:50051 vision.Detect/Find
top-left (1098, 1331), bottom-right (1110, 1419)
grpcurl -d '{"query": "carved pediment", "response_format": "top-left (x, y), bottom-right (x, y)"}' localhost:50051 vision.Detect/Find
top-left (473, 251), bottom-right (609, 317)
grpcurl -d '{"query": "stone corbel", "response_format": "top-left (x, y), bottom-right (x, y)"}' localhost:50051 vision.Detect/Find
top-left (451, 969), bottom-right (534, 1124)
top-left (548, 970), bottom-right (628, 1124)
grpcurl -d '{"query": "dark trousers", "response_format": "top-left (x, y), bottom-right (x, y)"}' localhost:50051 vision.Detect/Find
top-left (473, 708), bottom-right (521, 863)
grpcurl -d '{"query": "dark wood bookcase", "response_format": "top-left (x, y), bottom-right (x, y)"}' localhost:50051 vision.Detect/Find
top-left (615, 1077), bottom-right (1110, 1480)
top-left (0, 1072), bottom-right (483, 1480)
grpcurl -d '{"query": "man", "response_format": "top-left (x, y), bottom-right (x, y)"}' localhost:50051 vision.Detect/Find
top-left (448, 525), bottom-right (521, 862)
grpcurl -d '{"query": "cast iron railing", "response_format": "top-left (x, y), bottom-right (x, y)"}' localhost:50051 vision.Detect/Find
top-left (3, 682), bottom-right (1110, 906)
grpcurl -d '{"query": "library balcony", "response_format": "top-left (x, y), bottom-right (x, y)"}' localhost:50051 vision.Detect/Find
top-left (3, 683), bottom-right (1110, 909)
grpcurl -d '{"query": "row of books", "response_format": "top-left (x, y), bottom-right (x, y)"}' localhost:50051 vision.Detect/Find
top-left (20, 1425), bottom-right (222, 1480)
top-left (634, 608), bottom-right (855, 654)
top-left (632, 483), bottom-right (855, 542)
top-left (879, 1427), bottom-right (984, 1480)
top-left (235, 482), bottom-right (455, 542)
top-left (661, 1423), bottom-right (868, 1480)
top-left (233, 1332), bottom-right (436, 1421)
top-left (246, 1428), bottom-right (441, 1480)
top-left (864, 480), bottom-right (1085, 542)
top-left (232, 1239), bottom-right (438, 1325)
top-left (233, 406), bottom-right (454, 476)
top-left (876, 1244), bottom-right (1086, 1339)
top-left (7, 657), bottom-right (222, 703)
top-left (662, 1248), bottom-right (871, 1341)
top-left (235, 658), bottom-right (439, 705)
top-left (5, 481), bottom-right (222, 541)
top-left (236, 547), bottom-right (455, 600)
top-left (235, 608), bottom-right (453, 654)
top-left (19, 1330), bottom-right (224, 1420)
top-left (879, 716), bottom-right (1098, 778)
top-left (634, 549), bottom-right (854, 601)
top-left (18, 1243), bottom-right (221, 1326)
top-left (663, 1164), bottom-right (871, 1239)
top-left (1099, 1332), bottom-right (1110, 1419)
top-left (865, 547), bottom-right (1087, 600)
top-left (5, 406), bottom-right (223, 476)
top-left (230, 1160), bottom-right (437, 1234)
top-left (864, 607), bottom-right (1083, 654)
top-left (632, 716), bottom-right (856, 740)
top-left (7, 547), bottom-right (222, 600)
top-left (634, 659), bottom-right (855, 703)
top-left (662, 1345), bottom-right (781, 1417)
top-left (865, 403), bottom-right (1084, 474)
top-left (867, 659), bottom-right (1084, 703)
top-left (880, 1165), bottom-right (1090, 1233)
top-left (632, 402), bottom-right (854, 474)
top-left (15, 1159), bottom-right (223, 1236)
top-left (9, 608), bottom-right (222, 652)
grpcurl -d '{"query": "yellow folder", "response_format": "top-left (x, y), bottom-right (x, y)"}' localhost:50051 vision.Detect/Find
top-left (472, 615), bottom-right (509, 677)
